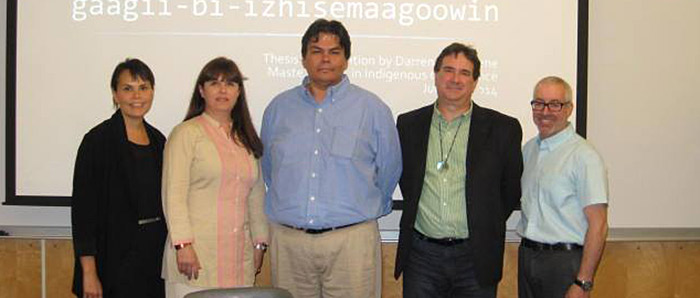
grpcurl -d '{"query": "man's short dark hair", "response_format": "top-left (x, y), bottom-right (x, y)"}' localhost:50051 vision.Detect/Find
top-left (301, 19), bottom-right (351, 59)
top-left (433, 43), bottom-right (480, 80)
top-left (110, 58), bottom-right (155, 91)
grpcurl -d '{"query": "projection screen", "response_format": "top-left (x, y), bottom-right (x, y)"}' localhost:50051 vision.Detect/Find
top-left (6, 0), bottom-right (584, 205)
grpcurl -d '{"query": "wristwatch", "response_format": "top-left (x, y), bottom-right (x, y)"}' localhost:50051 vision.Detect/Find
top-left (254, 243), bottom-right (268, 251)
top-left (573, 278), bottom-right (594, 292)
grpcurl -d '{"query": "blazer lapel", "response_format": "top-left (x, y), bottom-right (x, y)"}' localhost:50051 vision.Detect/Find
top-left (465, 103), bottom-right (490, 197)
top-left (111, 110), bottom-right (139, 213)
top-left (145, 121), bottom-right (164, 177)
top-left (411, 105), bottom-right (434, 204)
top-left (144, 121), bottom-right (165, 217)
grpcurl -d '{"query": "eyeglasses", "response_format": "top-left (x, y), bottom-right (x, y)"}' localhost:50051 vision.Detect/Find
top-left (530, 100), bottom-right (571, 112)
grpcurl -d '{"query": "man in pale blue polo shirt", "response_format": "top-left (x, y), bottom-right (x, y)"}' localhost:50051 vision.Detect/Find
top-left (517, 76), bottom-right (609, 298)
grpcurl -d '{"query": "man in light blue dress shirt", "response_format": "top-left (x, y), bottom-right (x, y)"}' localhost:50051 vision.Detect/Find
top-left (517, 76), bottom-right (609, 298)
top-left (260, 19), bottom-right (402, 298)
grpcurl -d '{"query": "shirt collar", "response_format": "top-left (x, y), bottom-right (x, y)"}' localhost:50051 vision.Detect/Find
top-left (537, 123), bottom-right (574, 150)
top-left (202, 112), bottom-right (232, 131)
top-left (300, 75), bottom-right (350, 105)
top-left (433, 100), bottom-right (473, 123)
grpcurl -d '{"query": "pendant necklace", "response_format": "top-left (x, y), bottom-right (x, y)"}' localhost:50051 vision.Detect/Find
top-left (437, 117), bottom-right (464, 172)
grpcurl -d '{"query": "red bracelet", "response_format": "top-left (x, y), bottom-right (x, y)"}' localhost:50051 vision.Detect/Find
top-left (174, 243), bottom-right (191, 250)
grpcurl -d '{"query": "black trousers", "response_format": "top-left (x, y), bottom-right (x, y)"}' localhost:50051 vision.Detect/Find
top-left (518, 243), bottom-right (583, 298)
top-left (403, 232), bottom-right (497, 298)
top-left (109, 221), bottom-right (167, 298)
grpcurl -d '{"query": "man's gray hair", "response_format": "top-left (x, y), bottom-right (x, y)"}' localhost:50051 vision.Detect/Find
top-left (533, 76), bottom-right (573, 103)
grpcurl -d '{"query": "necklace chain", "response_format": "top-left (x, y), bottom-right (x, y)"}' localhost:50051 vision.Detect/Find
top-left (438, 116), bottom-right (464, 170)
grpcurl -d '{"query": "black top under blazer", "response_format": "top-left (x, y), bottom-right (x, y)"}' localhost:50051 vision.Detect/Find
top-left (71, 110), bottom-right (165, 295)
top-left (394, 103), bottom-right (523, 287)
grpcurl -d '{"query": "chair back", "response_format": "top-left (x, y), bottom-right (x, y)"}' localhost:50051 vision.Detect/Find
top-left (184, 287), bottom-right (293, 298)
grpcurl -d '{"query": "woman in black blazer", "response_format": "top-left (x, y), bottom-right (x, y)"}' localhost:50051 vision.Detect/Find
top-left (71, 59), bottom-right (167, 298)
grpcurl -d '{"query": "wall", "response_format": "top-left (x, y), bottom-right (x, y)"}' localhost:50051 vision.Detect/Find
top-left (587, 1), bottom-right (700, 227)
top-left (2, 239), bottom-right (700, 298)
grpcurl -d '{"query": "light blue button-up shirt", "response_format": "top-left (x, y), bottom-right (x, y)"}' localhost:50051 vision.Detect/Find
top-left (517, 124), bottom-right (609, 244)
top-left (261, 75), bottom-right (402, 229)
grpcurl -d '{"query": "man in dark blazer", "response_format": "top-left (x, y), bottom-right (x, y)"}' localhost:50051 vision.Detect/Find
top-left (394, 43), bottom-right (523, 298)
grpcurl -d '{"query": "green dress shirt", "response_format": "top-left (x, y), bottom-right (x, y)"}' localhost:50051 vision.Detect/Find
top-left (415, 103), bottom-right (472, 239)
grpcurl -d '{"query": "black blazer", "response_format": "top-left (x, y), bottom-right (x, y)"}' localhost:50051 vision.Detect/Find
top-left (394, 103), bottom-right (523, 287)
top-left (71, 110), bottom-right (165, 296)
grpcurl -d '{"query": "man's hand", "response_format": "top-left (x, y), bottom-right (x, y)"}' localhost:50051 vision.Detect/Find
top-left (565, 284), bottom-right (589, 298)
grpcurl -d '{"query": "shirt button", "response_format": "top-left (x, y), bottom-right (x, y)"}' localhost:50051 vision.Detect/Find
top-left (443, 178), bottom-right (447, 182)
top-left (316, 128), bottom-right (321, 133)
top-left (314, 149), bottom-right (319, 155)
top-left (310, 196), bottom-right (315, 201)
top-left (311, 172), bottom-right (317, 178)
top-left (443, 202), bottom-right (447, 206)
top-left (317, 108), bottom-right (323, 113)
top-left (309, 219), bottom-right (314, 224)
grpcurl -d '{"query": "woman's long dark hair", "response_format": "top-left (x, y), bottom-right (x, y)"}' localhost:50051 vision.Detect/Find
top-left (184, 57), bottom-right (263, 158)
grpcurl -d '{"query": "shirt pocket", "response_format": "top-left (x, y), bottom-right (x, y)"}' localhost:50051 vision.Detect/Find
top-left (330, 126), bottom-right (358, 159)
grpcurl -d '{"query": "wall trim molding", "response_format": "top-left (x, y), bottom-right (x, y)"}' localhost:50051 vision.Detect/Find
top-left (3, 226), bottom-right (700, 242)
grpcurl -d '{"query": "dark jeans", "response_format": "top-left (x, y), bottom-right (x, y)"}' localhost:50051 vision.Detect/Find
top-left (403, 232), bottom-right (497, 298)
top-left (518, 243), bottom-right (583, 298)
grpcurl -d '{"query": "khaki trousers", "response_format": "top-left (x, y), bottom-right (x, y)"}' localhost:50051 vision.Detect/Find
top-left (270, 220), bottom-right (382, 298)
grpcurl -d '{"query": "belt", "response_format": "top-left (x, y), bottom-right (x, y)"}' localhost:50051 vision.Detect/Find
top-left (414, 229), bottom-right (467, 246)
top-left (521, 238), bottom-right (582, 251)
top-left (282, 221), bottom-right (362, 234)
top-left (137, 217), bottom-right (161, 225)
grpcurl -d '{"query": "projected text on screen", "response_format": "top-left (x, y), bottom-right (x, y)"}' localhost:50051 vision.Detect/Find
top-left (71, 0), bottom-right (499, 26)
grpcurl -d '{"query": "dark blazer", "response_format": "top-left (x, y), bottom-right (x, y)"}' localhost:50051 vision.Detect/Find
top-left (394, 103), bottom-right (523, 287)
top-left (71, 110), bottom-right (166, 296)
